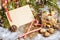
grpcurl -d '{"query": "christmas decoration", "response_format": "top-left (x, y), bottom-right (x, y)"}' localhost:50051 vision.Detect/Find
top-left (0, 0), bottom-right (60, 40)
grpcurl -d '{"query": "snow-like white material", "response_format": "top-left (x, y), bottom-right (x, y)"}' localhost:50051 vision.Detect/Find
top-left (33, 31), bottom-right (60, 40)
top-left (0, 27), bottom-right (20, 40)
top-left (0, 26), bottom-right (60, 40)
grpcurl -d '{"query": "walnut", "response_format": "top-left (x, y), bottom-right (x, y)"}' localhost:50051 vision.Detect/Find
top-left (43, 32), bottom-right (50, 37)
top-left (47, 28), bottom-right (55, 34)
top-left (46, 24), bottom-right (51, 28)
top-left (39, 28), bottom-right (46, 34)
top-left (54, 23), bottom-right (60, 30)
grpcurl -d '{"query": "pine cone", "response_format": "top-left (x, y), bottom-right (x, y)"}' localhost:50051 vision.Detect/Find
top-left (9, 25), bottom-right (17, 32)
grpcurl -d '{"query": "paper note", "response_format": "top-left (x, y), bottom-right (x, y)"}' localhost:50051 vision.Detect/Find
top-left (6, 5), bottom-right (34, 27)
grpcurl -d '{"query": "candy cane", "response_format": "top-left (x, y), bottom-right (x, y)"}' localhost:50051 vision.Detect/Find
top-left (3, 0), bottom-right (12, 22)
top-left (18, 27), bottom-right (42, 38)
top-left (24, 19), bottom-right (35, 38)
top-left (19, 19), bottom-right (42, 38)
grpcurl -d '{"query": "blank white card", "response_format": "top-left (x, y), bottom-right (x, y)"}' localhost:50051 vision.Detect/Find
top-left (6, 5), bottom-right (34, 27)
